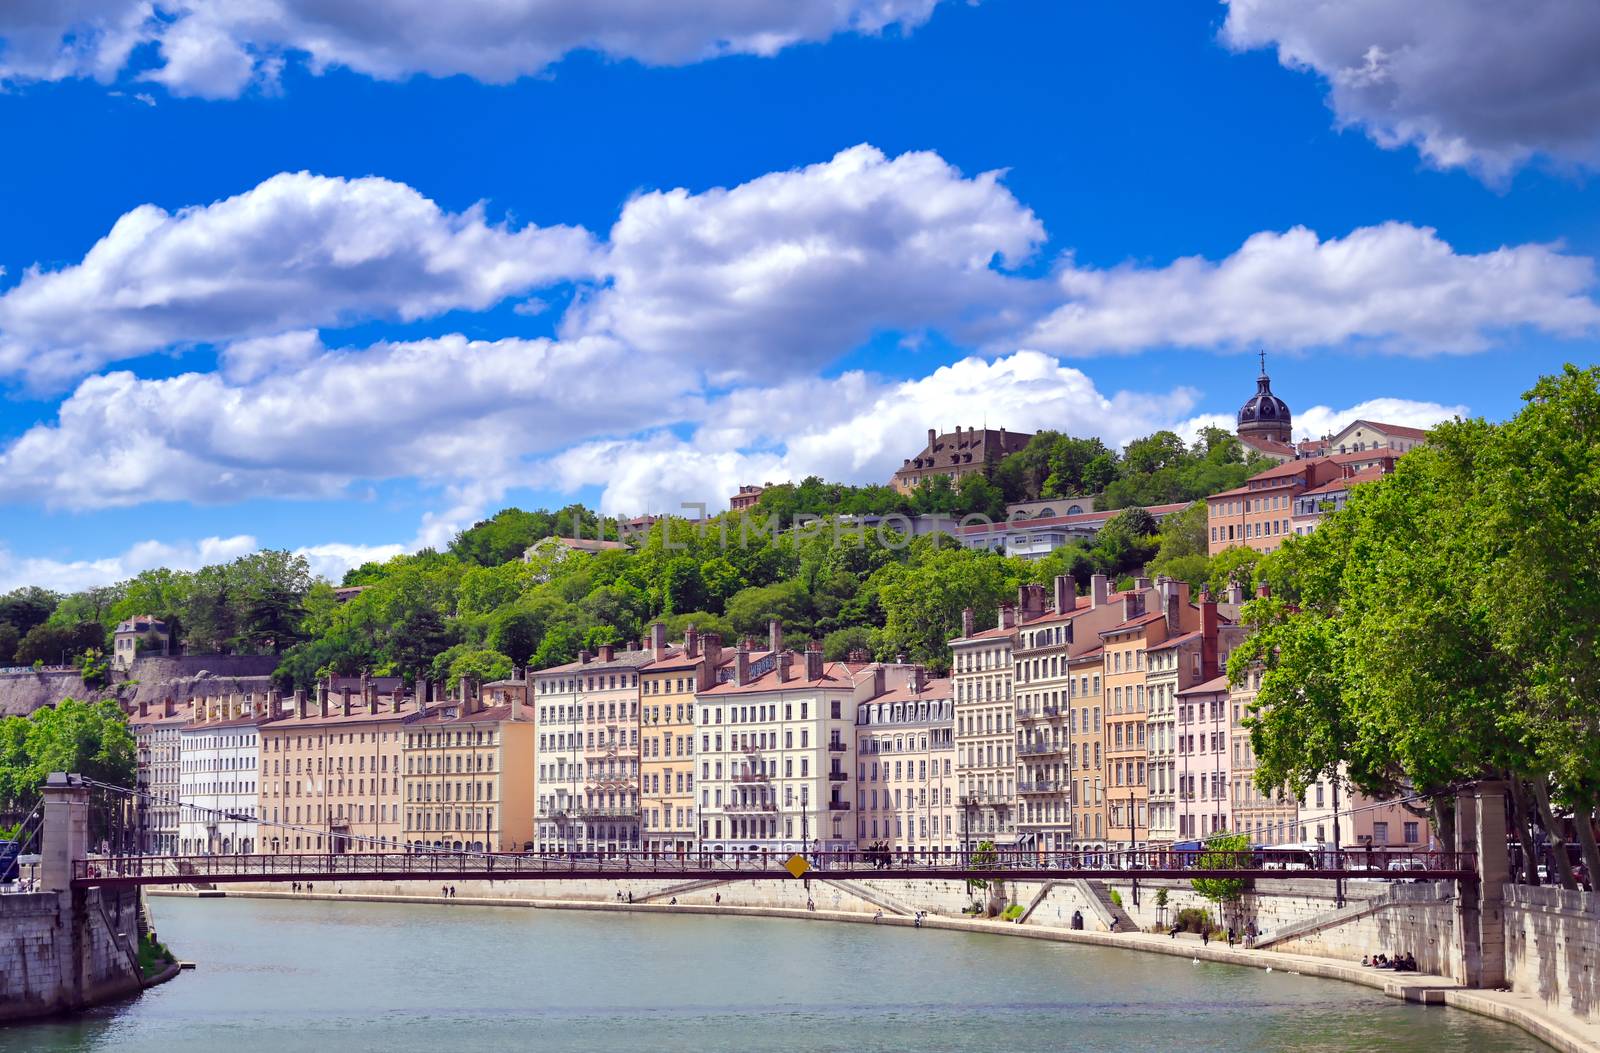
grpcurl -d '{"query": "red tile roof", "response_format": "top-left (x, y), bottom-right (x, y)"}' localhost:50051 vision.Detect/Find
top-left (1178, 674), bottom-right (1231, 696)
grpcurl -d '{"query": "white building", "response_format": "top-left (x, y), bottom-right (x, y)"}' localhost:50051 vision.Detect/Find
top-left (129, 699), bottom-right (188, 854)
top-left (697, 642), bottom-right (888, 857)
top-left (530, 644), bottom-right (652, 854)
top-left (178, 693), bottom-right (273, 855)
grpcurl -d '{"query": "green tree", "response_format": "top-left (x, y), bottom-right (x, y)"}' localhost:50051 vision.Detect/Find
top-left (872, 545), bottom-right (1023, 671)
top-left (0, 699), bottom-right (136, 804)
top-left (14, 621), bottom-right (105, 666)
top-left (821, 626), bottom-right (875, 660)
top-left (1190, 831), bottom-right (1251, 929)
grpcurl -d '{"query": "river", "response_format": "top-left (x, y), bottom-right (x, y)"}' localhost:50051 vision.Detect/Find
top-left (0, 896), bottom-right (1554, 1052)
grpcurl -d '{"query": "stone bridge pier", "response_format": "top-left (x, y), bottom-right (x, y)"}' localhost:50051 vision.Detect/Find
top-left (0, 773), bottom-right (151, 1021)
top-left (1453, 781), bottom-right (1509, 989)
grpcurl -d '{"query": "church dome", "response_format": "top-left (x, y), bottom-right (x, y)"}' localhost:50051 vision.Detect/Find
top-left (1236, 354), bottom-right (1291, 443)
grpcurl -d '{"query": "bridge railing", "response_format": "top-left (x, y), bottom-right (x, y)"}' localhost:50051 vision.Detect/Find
top-left (73, 845), bottom-right (1475, 885)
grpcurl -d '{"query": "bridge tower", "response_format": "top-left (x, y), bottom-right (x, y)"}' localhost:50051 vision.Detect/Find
top-left (1453, 782), bottom-right (1509, 988)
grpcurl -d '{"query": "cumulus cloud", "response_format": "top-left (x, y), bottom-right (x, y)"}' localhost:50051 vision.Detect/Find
top-left (1222, 0), bottom-right (1600, 181)
top-left (548, 350), bottom-right (1204, 514)
top-left (0, 332), bottom-right (699, 511)
top-left (0, 172), bottom-right (598, 387)
top-left (1175, 395), bottom-right (1467, 448)
top-left (1021, 222), bottom-right (1600, 356)
top-left (564, 144), bottom-right (1045, 381)
top-left (0, 534), bottom-right (258, 594)
top-left (0, 1), bottom-right (946, 98)
top-left (0, 534), bottom-right (405, 593)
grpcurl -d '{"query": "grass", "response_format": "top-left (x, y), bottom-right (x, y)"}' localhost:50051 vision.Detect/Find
top-left (137, 933), bottom-right (176, 978)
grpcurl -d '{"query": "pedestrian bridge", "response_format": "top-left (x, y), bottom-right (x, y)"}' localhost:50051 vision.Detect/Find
top-left (73, 847), bottom-right (1476, 889)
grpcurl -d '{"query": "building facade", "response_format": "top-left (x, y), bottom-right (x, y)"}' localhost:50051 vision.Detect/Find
top-left (639, 623), bottom-right (730, 854)
top-left (1068, 647), bottom-right (1106, 850)
top-left (952, 608), bottom-right (1017, 850)
top-left (258, 679), bottom-right (418, 855)
top-left (402, 683), bottom-right (536, 853)
top-left (178, 692), bottom-right (272, 855)
top-left (891, 425), bottom-right (1032, 495)
top-left (129, 699), bottom-right (186, 854)
top-left (855, 673), bottom-right (955, 858)
top-left (698, 642), bottom-right (878, 856)
top-left (113, 615), bottom-right (169, 670)
top-left (531, 645), bottom-right (652, 853)
top-left (1229, 656), bottom-right (1300, 845)
top-left (1174, 673), bottom-right (1234, 842)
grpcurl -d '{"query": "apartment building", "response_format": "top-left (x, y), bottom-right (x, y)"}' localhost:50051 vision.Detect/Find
top-left (697, 641), bottom-right (878, 856)
top-left (402, 682), bottom-right (536, 852)
top-left (178, 691), bottom-right (274, 855)
top-left (1174, 673), bottom-right (1234, 841)
top-left (257, 678), bottom-right (419, 855)
top-left (1230, 655), bottom-right (1300, 845)
top-left (129, 698), bottom-right (187, 854)
top-left (854, 671), bottom-right (955, 858)
top-left (1144, 590), bottom-right (1232, 847)
top-left (1206, 457), bottom-right (1345, 556)
top-left (639, 622), bottom-right (731, 854)
top-left (530, 644), bottom-right (653, 853)
top-left (1068, 647), bottom-right (1106, 849)
top-left (951, 607), bottom-right (1017, 849)
top-left (1297, 768), bottom-right (1434, 852)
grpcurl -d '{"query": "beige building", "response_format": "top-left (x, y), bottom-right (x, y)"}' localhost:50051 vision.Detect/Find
top-left (402, 681), bottom-right (537, 853)
top-left (1230, 657), bottom-right (1300, 846)
top-left (854, 673), bottom-right (955, 858)
top-left (952, 607), bottom-right (1017, 849)
top-left (1068, 647), bottom-right (1106, 849)
top-left (531, 644), bottom-right (652, 853)
top-left (258, 677), bottom-right (419, 855)
top-left (639, 623), bottom-right (732, 854)
top-left (113, 615), bottom-right (169, 670)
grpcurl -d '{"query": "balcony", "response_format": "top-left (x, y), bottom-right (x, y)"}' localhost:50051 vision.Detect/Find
top-left (827, 800), bottom-right (851, 811)
top-left (1018, 780), bottom-right (1065, 795)
top-left (1017, 743), bottom-right (1064, 758)
top-left (827, 770), bottom-right (848, 782)
top-left (732, 771), bottom-right (771, 783)
top-left (725, 801), bottom-right (777, 813)
top-left (827, 741), bottom-right (848, 753)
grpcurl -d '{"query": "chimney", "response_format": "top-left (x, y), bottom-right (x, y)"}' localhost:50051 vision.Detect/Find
top-left (1135, 575), bottom-right (1152, 591)
top-left (1053, 574), bottom-right (1074, 614)
top-left (776, 651), bottom-right (793, 683)
top-left (163, 697), bottom-right (175, 718)
top-left (685, 624), bottom-right (700, 658)
top-left (1201, 599), bottom-right (1219, 681)
top-left (961, 607), bottom-right (974, 639)
top-left (997, 603), bottom-right (1016, 630)
top-left (1090, 573), bottom-right (1109, 608)
top-left (768, 618), bottom-right (783, 654)
top-left (1122, 593), bottom-right (1142, 621)
top-left (138, 700), bottom-right (149, 719)
top-left (928, 427), bottom-right (937, 449)
top-left (702, 632), bottom-right (723, 676)
top-left (804, 640), bottom-right (824, 681)
top-left (319, 689), bottom-right (330, 719)
top-left (650, 621), bottom-right (667, 660)
top-left (1016, 583), bottom-right (1045, 618)
top-left (1199, 582), bottom-right (1212, 603)
top-left (1227, 581), bottom-right (1245, 604)
top-left (1257, 581), bottom-right (1271, 599)
top-left (911, 665), bottom-right (926, 693)
top-left (869, 664), bottom-right (886, 698)
top-left (340, 687), bottom-right (353, 718)
top-left (734, 641), bottom-right (751, 687)
top-left (579, 649), bottom-right (593, 665)
top-left (598, 643), bottom-right (614, 663)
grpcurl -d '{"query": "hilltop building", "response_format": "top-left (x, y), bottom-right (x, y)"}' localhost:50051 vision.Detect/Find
top-left (891, 425), bottom-right (1031, 495)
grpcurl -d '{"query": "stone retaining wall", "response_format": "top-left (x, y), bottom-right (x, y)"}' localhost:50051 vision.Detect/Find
top-left (1507, 885), bottom-right (1600, 1024)
top-left (0, 886), bottom-right (146, 1022)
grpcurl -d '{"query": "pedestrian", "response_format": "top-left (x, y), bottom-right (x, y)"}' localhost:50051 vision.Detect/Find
top-left (670, 896), bottom-right (677, 905)
top-left (627, 891), bottom-right (633, 904)
top-left (442, 885), bottom-right (448, 898)
top-left (1227, 926), bottom-right (1236, 947)
top-left (1201, 927), bottom-right (1210, 947)
top-left (617, 890), bottom-right (623, 902)
top-left (714, 893), bottom-right (721, 905)
top-left (450, 886), bottom-right (457, 898)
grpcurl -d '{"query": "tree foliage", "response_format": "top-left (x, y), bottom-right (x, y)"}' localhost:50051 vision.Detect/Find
top-left (0, 699), bottom-right (136, 804)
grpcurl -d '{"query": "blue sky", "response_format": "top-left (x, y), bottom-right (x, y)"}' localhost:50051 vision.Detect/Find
top-left (0, 0), bottom-right (1597, 589)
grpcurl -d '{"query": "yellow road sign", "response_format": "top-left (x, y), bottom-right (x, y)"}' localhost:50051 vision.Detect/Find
top-left (783, 853), bottom-right (811, 878)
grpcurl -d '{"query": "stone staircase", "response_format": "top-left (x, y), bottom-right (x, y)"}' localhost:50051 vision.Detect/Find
top-left (635, 878), bottom-right (732, 903)
top-left (1253, 881), bottom-right (1451, 950)
top-left (1080, 880), bottom-right (1138, 932)
top-left (818, 878), bottom-right (915, 917)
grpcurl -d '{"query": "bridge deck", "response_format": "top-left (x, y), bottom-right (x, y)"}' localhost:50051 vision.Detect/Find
top-left (74, 849), bottom-right (1475, 888)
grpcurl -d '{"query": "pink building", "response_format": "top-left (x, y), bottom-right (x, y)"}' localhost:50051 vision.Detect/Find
top-left (1175, 674), bottom-right (1233, 841)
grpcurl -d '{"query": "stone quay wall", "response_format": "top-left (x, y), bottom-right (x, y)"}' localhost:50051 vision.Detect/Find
top-left (0, 886), bottom-right (146, 1022)
top-left (1507, 885), bottom-right (1600, 1024)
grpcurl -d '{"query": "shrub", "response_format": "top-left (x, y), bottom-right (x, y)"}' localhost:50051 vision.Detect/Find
top-left (1108, 889), bottom-right (1123, 908)
top-left (1001, 904), bottom-right (1024, 921)
top-left (1174, 907), bottom-right (1214, 934)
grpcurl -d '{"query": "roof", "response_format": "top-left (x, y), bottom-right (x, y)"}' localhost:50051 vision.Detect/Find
top-left (1326, 450), bottom-right (1397, 467)
top-left (1146, 629), bottom-right (1201, 652)
top-left (1339, 419), bottom-right (1430, 441)
top-left (1178, 674), bottom-right (1232, 696)
top-left (869, 676), bottom-right (954, 706)
top-left (1300, 465), bottom-right (1388, 498)
top-left (1068, 645), bottom-right (1105, 664)
top-left (1098, 611), bottom-right (1165, 637)
top-left (261, 700), bottom-right (421, 728)
top-left (407, 702), bottom-right (522, 726)
top-left (1238, 434), bottom-right (1295, 457)
top-left (952, 623), bottom-right (1016, 643)
top-left (533, 646), bottom-right (657, 675)
top-left (698, 658), bottom-right (866, 696)
top-left (183, 712), bottom-right (278, 731)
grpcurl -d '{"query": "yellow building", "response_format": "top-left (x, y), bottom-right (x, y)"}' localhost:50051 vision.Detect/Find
top-left (639, 622), bottom-right (733, 854)
top-left (257, 677), bottom-right (419, 855)
top-left (402, 681), bottom-right (537, 853)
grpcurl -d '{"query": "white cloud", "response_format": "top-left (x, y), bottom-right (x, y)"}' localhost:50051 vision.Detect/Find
top-left (1222, 0), bottom-right (1600, 182)
top-left (1021, 222), bottom-right (1600, 356)
top-left (548, 350), bottom-right (1203, 513)
top-left (0, 172), bottom-right (598, 387)
top-left (1292, 396), bottom-right (1466, 442)
top-left (0, 1), bottom-right (947, 98)
top-left (0, 332), bottom-right (699, 511)
top-left (0, 534), bottom-right (406, 593)
top-left (563, 144), bottom-right (1045, 382)
top-left (0, 534), bottom-right (257, 594)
